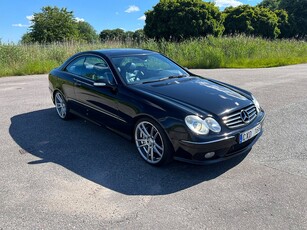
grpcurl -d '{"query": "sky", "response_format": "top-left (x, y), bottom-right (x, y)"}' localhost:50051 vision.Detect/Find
top-left (0, 0), bottom-right (262, 43)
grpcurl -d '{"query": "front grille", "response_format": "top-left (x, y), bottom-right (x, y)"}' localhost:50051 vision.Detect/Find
top-left (222, 104), bottom-right (257, 129)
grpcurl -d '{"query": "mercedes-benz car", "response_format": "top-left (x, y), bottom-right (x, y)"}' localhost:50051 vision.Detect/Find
top-left (48, 49), bottom-right (265, 166)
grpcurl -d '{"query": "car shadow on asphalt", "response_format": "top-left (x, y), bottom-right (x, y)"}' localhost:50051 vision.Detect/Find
top-left (9, 108), bottom-right (248, 195)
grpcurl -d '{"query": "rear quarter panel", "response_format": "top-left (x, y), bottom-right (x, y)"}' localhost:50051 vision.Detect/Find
top-left (49, 68), bottom-right (75, 103)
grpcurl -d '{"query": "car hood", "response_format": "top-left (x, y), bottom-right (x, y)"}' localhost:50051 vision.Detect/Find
top-left (134, 76), bottom-right (252, 117)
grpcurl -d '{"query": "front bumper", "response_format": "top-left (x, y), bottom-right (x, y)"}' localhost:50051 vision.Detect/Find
top-left (175, 111), bottom-right (265, 164)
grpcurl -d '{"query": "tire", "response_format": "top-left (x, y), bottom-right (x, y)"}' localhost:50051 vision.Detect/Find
top-left (134, 118), bottom-right (174, 166)
top-left (54, 91), bottom-right (71, 120)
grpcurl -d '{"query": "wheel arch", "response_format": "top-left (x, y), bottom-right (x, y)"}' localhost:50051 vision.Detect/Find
top-left (52, 88), bottom-right (66, 104)
top-left (131, 114), bottom-right (175, 152)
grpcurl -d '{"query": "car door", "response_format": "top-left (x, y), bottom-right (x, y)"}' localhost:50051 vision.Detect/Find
top-left (60, 56), bottom-right (86, 113)
top-left (65, 55), bottom-right (122, 127)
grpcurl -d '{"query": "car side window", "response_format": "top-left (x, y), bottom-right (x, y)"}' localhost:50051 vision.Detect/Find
top-left (65, 56), bottom-right (86, 76)
top-left (83, 56), bottom-right (115, 83)
top-left (65, 55), bottom-right (115, 84)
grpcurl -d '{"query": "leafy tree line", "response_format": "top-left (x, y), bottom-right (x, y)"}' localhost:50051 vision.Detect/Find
top-left (99, 29), bottom-right (146, 43)
top-left (144, 0), bottom-right (306, 40)
top-left (21, 6), bottom-right (145, 44)
top-left (21, 0), bottom-right (306, 44)
top-left (223, 5), bottom-right (287, 39)
top-left (258, 0), bottom-right (306, 38)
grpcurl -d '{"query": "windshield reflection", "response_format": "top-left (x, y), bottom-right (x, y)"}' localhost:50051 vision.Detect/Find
top-left (112, 54), bottom-right (188, 84)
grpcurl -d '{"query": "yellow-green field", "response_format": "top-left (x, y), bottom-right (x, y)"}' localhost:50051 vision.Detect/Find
top-left (1, 36), bottom-right (306, 77)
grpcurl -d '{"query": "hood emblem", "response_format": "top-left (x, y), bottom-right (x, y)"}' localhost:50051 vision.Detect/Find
top-left (240, 110), bottom-right (250, 123)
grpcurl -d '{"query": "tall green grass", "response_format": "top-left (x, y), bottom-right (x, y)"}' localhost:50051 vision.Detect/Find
top-left (0, 36), bottom-right (306, 77)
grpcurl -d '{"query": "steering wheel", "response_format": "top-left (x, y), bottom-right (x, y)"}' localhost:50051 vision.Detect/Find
top-left (134, 69), bottom-right (145, 79)
top-left (124, 63), bottom-right (147, 83)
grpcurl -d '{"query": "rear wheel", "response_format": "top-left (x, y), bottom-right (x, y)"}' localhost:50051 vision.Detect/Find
top-left (54, 91), bottom-right (70, 120)
top-left (134, 118), bottom-right (173, 166)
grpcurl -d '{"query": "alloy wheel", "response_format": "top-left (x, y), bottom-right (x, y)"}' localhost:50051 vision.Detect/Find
top-left (135, 121), bottom-right (164, 164)
top-left (55, 92), bottom-right (67, 119)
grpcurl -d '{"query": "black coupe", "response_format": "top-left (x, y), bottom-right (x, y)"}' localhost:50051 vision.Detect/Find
top-left (49, 49), bottom-right (265, 166)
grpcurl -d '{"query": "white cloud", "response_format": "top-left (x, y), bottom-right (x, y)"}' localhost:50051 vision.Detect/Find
top-left (214, 0), bottom-right (243, 8)
top-left (125, 5), bottom-right (140, 13)
top-left (74, 17), bottom-right (85, 22)
top-left (138, 15), bottom-right (146, 21)
top-left (12, 23), bottom-right (29, 27)
top-left (12, 15), bottom-right (34, 28)
top-left (26, 15), bottom-right (34, 21)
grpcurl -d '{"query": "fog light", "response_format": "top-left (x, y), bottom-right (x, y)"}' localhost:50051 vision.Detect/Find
top-left (204, 152), bottom-right (215, 159)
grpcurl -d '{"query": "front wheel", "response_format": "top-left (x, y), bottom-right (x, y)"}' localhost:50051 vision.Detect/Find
top-left (54, 91), bottom-right (70, 120)
top-left (134, 118), bottom-right (173, 166)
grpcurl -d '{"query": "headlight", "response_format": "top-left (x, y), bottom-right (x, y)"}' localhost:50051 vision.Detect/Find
top-left (252, 95), bottom-right (261, 113)
top-left (205, 117), bottom-right (221, 133)
top-left (185, 115), bottom-right (221, 135)
top-left (185, 115), bottom-right (209, 135)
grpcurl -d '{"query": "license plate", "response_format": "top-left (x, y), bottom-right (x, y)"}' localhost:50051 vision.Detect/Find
top-left (239, 124), bottom-right (261, 144)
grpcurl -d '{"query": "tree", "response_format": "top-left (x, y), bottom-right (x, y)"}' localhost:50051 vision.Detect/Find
top-left (124, 31), bottom-right (134, 41)
top-left (99, 29), bottom-right (126, 41)
top-left (29, 6), bottom-right (79, 43)
top-left (258, 0), bottom-right (306, 38)
top-left (99, 29), bottom-right (112, 41)
top-left (274, 9), bottom-right (289, 38)
top-left (21, 33), bottom-right (33, 44)
top-left (99, 29), bottom-right (145, 42)
top-left (223, 5), bottom-right (281, 39)
top-left (21, 6), bottom-right (99, 43)
top-left (133, 29), bottom-right (146, 43)
top-left (258, 0), bottom-right (281, 11)
top-left (144, 0), bottom-right (224, 40)
top-left (77, 21), bottom-right (98, 43)
top-left (279, 0), bottom-right (307, 38)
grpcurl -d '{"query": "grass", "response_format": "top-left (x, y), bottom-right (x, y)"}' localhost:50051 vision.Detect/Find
top-left (0, 36), bottom-right (307, 77)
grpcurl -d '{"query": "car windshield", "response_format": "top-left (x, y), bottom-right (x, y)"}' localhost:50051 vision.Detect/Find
top-left (111, 53), bottom-right (189, 84)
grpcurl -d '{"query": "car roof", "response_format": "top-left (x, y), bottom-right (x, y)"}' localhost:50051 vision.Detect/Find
top-left (92, 48), bottom-right (157, 57)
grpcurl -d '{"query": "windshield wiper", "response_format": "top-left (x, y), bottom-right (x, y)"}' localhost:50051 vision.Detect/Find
top-left (142, 74), bottom-right (188, 84)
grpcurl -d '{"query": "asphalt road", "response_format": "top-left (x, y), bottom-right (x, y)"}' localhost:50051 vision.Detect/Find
top-left (0, 64), bottom-right (306, 229)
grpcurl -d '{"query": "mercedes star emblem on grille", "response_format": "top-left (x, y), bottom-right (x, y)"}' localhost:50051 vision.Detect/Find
top-left (240, 110), bottom-right (250, 123)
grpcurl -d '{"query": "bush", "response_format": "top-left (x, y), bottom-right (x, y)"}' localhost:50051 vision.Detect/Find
top-left (144, 0), bottom-right (224, 40)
